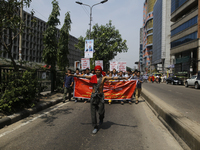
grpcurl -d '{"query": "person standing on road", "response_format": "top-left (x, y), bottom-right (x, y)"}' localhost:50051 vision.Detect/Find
top-left (84, 68), bottom-right (93, 103)
top-left (68, 66), bottom-right (128, 134)
top-left (74, 68), bottom-right (81, 103)
top-left (63, 69), bottom-right (74, 103)
top-left (135, 71), bottom-right (143, 104)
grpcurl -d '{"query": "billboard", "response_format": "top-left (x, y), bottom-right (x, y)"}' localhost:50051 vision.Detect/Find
top-left (85, 40), bottom-right (94, 58)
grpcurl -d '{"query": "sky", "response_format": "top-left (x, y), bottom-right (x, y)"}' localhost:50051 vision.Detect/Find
top-left (24, 0), bottom-right (144, 69)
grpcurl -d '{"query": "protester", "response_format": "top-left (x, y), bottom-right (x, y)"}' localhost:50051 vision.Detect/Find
top-left (74, 68), bottom-right (81, 103)
top-left (63, 69), bottom-right (74, 103)
top-left (68, 66), bottom-right (128, 134)
top-left (108, 72), bottom-right (114, 105)
top-left (112, 68), bottom-right (118, 77)
top-left (125, 69), bottom-right (132, 77)
top-left (106, 70), bottom-right (110, 77)
top-left (135, 71), bottom-right (143, 104)
top-left (84, 68), bottom-right (93, 103)
top-left (91, 69), bottom-right (95, 75)
top-left (118, 71), bottom-right (125, 105)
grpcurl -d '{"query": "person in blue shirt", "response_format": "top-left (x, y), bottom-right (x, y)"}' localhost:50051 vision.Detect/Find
top-left (63, 69), bottom-right (74, 103)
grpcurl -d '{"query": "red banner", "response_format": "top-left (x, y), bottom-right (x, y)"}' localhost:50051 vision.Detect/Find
top-left (73, 78), bottom-right (137, 100)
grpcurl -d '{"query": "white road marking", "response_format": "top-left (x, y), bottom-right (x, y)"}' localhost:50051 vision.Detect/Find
top-left (0, 102), bottom-right (68, 138)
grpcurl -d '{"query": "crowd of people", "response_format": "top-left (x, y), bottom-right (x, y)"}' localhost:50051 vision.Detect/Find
top-left (63, 66), bottom-right (143, 134)
top-left (63, 67), bottom-right (143, 105)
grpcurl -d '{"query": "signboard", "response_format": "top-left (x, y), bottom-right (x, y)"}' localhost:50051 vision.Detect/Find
top-left (74, 61), bottom-right (80, 69)
top-left (95, 60), bottom-right (103, 70)
top-left (118, 61), bottom-right (126, 72)
top-left (81, 58), bottom-right (90, 69)
top-left (85, 39), bottom-right (94, 58)
top-left (73, 78), bottom-right (137, 100)
top-left (110, 61), bottom-right (118, 71)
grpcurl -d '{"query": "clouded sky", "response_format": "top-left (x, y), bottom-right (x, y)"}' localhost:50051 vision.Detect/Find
top-left (25, 0), bottom-right (144, 68)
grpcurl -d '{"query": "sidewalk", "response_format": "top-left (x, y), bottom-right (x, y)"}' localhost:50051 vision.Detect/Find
top-left (0, 91), bottom-right (63, 129)
top-left (141, 88), bottom-right (200, 150)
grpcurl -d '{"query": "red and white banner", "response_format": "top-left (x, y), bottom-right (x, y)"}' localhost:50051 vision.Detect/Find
top-left (73, 78), bottom-right (137, 100)
top-left (95, 60), bottom-right (103, 70)
top-left (118, 61), bottom-right (126, 72)
top-left (81, 58), bottom-right (90, 69)
top-left (110, 61), bottom-right (118, 71)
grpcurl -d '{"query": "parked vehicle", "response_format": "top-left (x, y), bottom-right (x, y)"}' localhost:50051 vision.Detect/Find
top-left (185, 71), bottom-right (200, 89)
top-left (166, 77), bottom-right (183, 85)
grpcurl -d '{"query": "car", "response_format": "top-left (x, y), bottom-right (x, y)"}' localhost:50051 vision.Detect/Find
top-left (185, 72), bottom-right (200, 89)
top-left (166, 77), bottom-right (183, 85)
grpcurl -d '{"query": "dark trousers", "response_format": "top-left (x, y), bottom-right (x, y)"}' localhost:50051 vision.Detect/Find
top-left (90, 95), bottom-right (105, 128)
top-left (63, 87), bottom-right (72, 101)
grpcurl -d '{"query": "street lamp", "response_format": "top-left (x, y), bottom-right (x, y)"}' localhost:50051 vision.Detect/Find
top-left (75, 0), bottom-right (108, 39)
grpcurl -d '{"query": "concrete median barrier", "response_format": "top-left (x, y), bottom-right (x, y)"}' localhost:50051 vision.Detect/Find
top-left (141, 88), bottom-right (200, 150)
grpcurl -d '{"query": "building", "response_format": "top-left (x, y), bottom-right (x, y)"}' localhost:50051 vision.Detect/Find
top-left (0, 9), bottom-right (82, 69)
top-left (170, 0), bottom-right (200, 76)
top-left (143, 0), bottom-right (156, 73)
top-left (139, 28), bottom-right (144, 72)
top-left (152, 0), bottom-right (171, 74)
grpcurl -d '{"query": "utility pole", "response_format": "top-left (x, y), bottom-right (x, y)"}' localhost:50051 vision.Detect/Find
top-left (19, 0), bottom-right (23, 65)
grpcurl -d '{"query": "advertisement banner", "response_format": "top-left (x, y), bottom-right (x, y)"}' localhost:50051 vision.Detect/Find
top-left (73, 78), bottom-right (137, 100)
top-left (85, 40), bottom-right (94, 58)
top-left (95, 60), bottom-right (103, 70)
top-left (110, 61), bottom-right (118, 71)
top-left (81, 58), bottom-right (90, 69)
top-left (118, 61), bottom-right (126, 72)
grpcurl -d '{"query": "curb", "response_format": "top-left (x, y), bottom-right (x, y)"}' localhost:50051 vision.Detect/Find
top-left (0, 97), bottom-right (63, 129)
top-left (141, 88), bottom-right (200, 150)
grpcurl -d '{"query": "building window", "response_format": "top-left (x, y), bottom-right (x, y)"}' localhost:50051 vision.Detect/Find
top-left (171, 32), bottom-right (197, 48)
top-left (171, 0), bottom-right (187, 13)
top-left (171, 16), bottom-right (197, 36)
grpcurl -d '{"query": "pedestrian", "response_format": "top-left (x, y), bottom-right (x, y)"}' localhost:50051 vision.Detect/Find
top-left (135, 71), bottom-right (143, 104)
top-left (151, 75), bottom-right (154, 83)
top-left (84, 68), bottom-right (93, 103)
top-left (63, 69), bottom-right (74, 103)
top-left (74, 68), bottom-right (81, 103)
top-left (68, 66), bottom-right (128, 134)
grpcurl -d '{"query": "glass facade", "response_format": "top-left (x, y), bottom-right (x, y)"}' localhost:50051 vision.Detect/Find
top-left (171, 32), bottom-right (197, 48)
top-left (171, 0), bottom-right (187, 13)
top-left (171, 16), bottom-right (198, 36)
top-left (147, 35), bottom-right (153, 44)
top-left (147, 19), bottom-right (153, 30)
top-left (152, 0), bottom-right (162, 64)
top-left (147, 0), bottom-right (157, 13)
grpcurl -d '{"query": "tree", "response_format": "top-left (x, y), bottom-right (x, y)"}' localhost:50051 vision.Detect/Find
top-left (57, 12), bottom-right (71, 71)
top-left (75, 20), bottom-right (128, 70)
top-left (0, 0), bottom-right (33, 71)
top-left (42, 0), bottom-right (60, 92)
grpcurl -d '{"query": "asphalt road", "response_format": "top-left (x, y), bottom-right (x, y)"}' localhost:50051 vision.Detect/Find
top-left (0, 99), bottom-right (182, 150)
top-left (143, 82), bottom-right (200, 125)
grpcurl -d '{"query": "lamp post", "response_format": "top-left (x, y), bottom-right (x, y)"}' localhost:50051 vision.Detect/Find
top-left (75, 0), bottom-right (108, 39)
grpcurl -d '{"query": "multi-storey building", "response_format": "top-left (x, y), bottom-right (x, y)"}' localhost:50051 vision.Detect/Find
top-left (152, 0), bottom-right (171, 74)
top-left (170, 0), bottom-right (200, 76)
top-left (0, 10), bottom-right (82, 69)
top-left (139, 28), bottom-right (144, 72)
top-left (143, 0), bottom-right (156, 73)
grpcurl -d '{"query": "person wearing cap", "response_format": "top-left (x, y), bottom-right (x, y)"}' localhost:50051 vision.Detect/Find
top-left (68, 66), bottom-right (128, 134)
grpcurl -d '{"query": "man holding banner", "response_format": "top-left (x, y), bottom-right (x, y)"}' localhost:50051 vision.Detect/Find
top-left (68, 66), bottom-right (129, 134)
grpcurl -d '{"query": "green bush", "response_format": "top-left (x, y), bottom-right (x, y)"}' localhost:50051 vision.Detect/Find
top-left (0, 70), bottom-right (39, 114)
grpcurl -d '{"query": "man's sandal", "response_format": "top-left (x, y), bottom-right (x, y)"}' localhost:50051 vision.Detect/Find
top-left (135, 100), bottom-right (139, 104)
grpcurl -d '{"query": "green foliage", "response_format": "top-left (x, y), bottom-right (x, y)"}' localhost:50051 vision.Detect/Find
top-left (42, 0), bottom-right (60, 68)
top-left (0, 70), bottom-right (38, 114)
top-left (57, 12), bottom-right (72, 71)
top-left (0, 0), bottom-right (33, 71)
top-left (75, 20), bottom-right (128, 70)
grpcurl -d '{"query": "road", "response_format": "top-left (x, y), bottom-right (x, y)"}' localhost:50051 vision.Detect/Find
top-left (143, 82), bottom-right (200, 124)
top-left (0, 99), bottom-right (182, 150)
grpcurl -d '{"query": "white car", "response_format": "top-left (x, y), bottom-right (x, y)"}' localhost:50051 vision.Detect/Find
top-left (185, 75), bottom-right (200, 89)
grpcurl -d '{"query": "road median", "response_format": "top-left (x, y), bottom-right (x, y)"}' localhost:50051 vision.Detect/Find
top-left (141, 88), bottom-right (200, 150)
